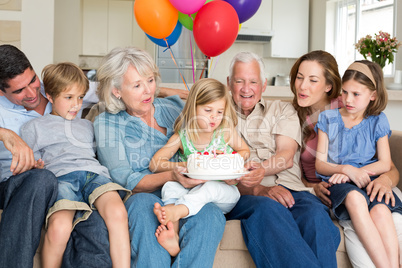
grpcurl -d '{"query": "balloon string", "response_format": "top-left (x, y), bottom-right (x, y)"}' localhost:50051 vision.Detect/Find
top-left (199, 57), bottom-right (208, 80)
top-left (212, 55), bottom-right (220, 77)
top-left (188, 14), bottom-right (194, 23)
top-left (164, 38), bottom-right (189, 91)
top-left (208, 57), bottom-right (214, 76)
top-left (189, 35), bottom-right (196, 83)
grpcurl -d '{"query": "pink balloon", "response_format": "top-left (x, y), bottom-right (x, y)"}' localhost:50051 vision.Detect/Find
top-left (169, 0), bottom-right (206, 15)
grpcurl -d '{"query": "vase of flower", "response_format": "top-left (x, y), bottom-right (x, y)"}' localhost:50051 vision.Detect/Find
top-left (355, 31), bottom-right (401, 68)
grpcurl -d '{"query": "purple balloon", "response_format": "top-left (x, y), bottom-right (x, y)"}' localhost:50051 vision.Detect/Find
top-left (223, 0), bottom-right (262, 24)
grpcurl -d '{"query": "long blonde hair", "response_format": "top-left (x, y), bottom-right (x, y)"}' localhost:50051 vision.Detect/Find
top-left (174, 78), bottom-right (237, 142)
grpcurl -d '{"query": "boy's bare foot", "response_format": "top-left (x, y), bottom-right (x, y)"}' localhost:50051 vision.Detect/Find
top-left (155, 221), bottom-right (180, 257)
top-left (153, 203), bottom-right (189, 225)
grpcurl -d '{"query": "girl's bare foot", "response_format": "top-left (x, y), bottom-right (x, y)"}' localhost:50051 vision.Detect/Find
top-left (153, 203), bottom-right (167, 224)
top-left (155, 221), bottom-right (180, 257)
top-left (153, 203), bottom-right (189, 225)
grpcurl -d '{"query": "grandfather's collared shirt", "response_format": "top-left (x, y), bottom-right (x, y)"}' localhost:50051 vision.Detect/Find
top-left (236, 99), bottom-right (313, 193)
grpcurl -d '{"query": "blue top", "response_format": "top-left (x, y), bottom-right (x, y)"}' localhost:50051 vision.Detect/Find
top-left (94, 95), bottom-right (184, 191)
top-left (315, 109), bottom-right (391, 182)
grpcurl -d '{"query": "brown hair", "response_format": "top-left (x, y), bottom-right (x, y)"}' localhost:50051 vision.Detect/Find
top-left (289, 50), bottom-right (341, 149)
top-left (42, 62), bottom-right (89, 99)
top-left (174, 78), bottom-right (237, 142)
top-left (342, 60), bottom-right (387, 117)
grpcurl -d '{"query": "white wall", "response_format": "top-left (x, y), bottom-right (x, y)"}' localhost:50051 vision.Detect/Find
top-left (207, 42), bottom-right (296, 85)
top-left (0, 0), bottom-right (54, 75)
top-left (21, 0), bottom-right (54, 75)
top-left (54, 0), bottom-right (82, 65)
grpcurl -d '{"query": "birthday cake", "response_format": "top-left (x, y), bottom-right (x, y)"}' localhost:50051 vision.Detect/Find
top-left (187, 151), bottom-right (245, 175)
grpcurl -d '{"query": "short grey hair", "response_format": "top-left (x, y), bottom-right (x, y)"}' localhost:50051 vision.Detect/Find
top-left (97, 47), bottom-right (161, 114)
top-left (228, 51), bottom-right (266, 85)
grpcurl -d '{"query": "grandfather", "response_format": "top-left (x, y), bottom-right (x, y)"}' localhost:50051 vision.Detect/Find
top-left (225, 51), bottom-right (340, 268)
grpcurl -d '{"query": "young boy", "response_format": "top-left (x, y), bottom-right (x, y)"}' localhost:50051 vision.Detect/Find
top-left (20, 62), bottom-right (131, 268)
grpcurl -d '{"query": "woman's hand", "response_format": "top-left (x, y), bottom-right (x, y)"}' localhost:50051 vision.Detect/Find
top-left (313, 181), bottom-right (332, 208)
top-left (239, 161), bottom-right (265, 188)
top-left (172, 166), bottom-right (206, 188)
top-left (366, 174), bottom-right (395, 206)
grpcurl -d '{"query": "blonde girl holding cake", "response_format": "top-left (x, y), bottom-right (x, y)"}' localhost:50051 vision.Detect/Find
top-left (149, 78), bottom-right (249, 257)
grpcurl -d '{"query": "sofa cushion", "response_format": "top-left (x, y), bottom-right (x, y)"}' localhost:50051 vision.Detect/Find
top-left (220, 219), bottom-right (347, 252)
top-left (219, 220), bottom-right (248, 250)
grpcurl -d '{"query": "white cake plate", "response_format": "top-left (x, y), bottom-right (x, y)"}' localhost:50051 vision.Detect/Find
top-left (182, 172), bottom-right (249, 180)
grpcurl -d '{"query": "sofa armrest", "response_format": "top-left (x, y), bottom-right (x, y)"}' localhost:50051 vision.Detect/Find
top-left (389, 130), bottom-right (402, 190)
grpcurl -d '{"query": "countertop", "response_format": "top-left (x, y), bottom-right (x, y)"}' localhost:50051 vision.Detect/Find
top-left (160, 83), bottom-right (402, 101)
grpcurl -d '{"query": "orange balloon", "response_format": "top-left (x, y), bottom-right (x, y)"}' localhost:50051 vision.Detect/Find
top-left (134, 0), bottom-right (178, 39)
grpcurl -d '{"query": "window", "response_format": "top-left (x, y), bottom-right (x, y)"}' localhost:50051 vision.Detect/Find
top-left (331, 0), bottom-right (396, 76)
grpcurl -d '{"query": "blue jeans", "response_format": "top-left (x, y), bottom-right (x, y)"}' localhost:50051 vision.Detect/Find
top-left (0, 169), bottom-right (58, 268)
top-left (62, 192), bottom-right (226, 268)
top-left (57, 171), bottom-right (112, 203)
top-left (226, 192), bottom-right (340, 268)
top-left (126, 193), bottom-right (226, 268)
top-left (62, 211), bottom-right (112, 268)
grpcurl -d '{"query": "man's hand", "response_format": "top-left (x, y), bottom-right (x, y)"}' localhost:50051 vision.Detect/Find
top-left (313, 181), bottom-right (332, 207)
top-left (239, 161), bottom-right (265, 188)
top-left (1, 128), bottom-right (35, 175)
top-left (257, 185), bottom-right (295, 208)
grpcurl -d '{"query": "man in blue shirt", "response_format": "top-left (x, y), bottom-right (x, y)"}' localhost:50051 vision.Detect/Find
top-left (0, 44), bottom-right (59, 267)
top-left (0, 44), bottom-right (113, 267)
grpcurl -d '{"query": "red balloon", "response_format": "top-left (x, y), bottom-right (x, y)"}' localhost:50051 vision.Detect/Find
top-left (193, 1), bottom-right (239, 57)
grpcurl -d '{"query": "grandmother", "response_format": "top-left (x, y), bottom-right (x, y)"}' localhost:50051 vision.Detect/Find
top-left (93, 47), bottom-right (225, 267)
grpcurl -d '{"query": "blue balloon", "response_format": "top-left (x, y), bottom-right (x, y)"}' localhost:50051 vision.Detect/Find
top-left (147, 21), bottom-right (182, 47)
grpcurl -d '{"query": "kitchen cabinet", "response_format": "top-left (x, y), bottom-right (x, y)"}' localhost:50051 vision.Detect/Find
top-left (271, 0), bottom-right (309, 58)
top-left (82, 0), bottom-right (137, 56)
top-left (263, 0), bottom-right (309, 58)
top-left (82, 0), bottom-right (108, 55)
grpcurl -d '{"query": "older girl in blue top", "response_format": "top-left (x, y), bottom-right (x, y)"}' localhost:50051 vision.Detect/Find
top-left (315, 60), bottom-right (402, 268)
